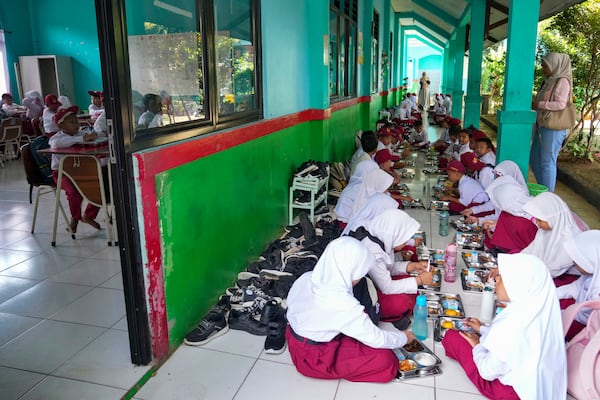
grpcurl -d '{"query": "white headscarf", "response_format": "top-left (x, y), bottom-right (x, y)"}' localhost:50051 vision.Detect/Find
top-left (342, 192), bottom-right (398, 235)
top-left (334, 160), bottom-right (378, 221)
top-left (486, 176), bottom-right (531, 218)
top-left (492, 160), bottom-right (527, 190)
top-left (563, 230), bottom-right (600, 323)
top-left (521, 192), bottom-right (583, 276)
top-left (350, 169), bottom-right (394, 219)
top-left (363, 209), bottom-right (420, 265)
top-left (480, 253), bottom-right (566, 400)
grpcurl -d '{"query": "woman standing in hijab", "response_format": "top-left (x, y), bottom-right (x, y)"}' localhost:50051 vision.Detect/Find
top-left (418, 72), bottom-right (431, 109)
top-left (442, 253), bottom-right (567, 400)
top-left (286, 236), bottom-right (415, 382)
top-left (521, 192), bottom-right (584, 277)
top-left (531, 52), bottom-right (573, 192)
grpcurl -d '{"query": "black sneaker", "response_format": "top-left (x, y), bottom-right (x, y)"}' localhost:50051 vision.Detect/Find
top-left (294, 191), bottom-right (312, 205)
top-left (184, 308), bottom-right (229, 346)
top-left (228, 308), bottom-right (268, 336)
top-left (294, 161), bottom-right (319, 177)
top-left (226, 286), bottom-right (282, 309)
top-left (299, 212), bottom-right (318, 247)
top-left (272, 275), bottom-right (296, 298)
top-left (284, 223), bottom-right (303, 239)
top-left (264, 314), bottom-right (287, 354)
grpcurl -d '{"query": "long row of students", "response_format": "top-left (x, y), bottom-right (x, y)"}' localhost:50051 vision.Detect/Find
top-left (283, 115), bottom-right (598, 399)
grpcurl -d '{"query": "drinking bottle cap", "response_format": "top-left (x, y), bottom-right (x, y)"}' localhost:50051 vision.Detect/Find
top-left (416, 294), bottom-right (427, 306)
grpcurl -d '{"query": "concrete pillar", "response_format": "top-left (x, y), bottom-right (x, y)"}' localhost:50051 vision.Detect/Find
top-left (463, 0), bottom-right (485, 128)
top-left (451, 25), bottom-right (466, 118)
top-left (359, 0), bottom-right (375, 96)
top-left (496, 0), bottom-right (539, 179)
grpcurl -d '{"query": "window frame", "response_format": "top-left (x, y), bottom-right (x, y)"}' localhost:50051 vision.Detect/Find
top-left (329, 0), bottom-right (358, 103)
top-left (122, 0), bottom-right (263, 152)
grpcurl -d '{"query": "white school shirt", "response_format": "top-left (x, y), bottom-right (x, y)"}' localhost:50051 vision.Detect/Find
top-left (42, 108), bottom-right (59, 133)
top-left (362, 238), bottom-right (416, 294)
top-left (2, 103), bottom-right (22, 116)
top-left (88, 104), bottom-right (104, 119)
top-left (48, 130), bottom-right (85, 170)
top-left (479, 151), bottom-right (496, 166)
top-left (457, 175), bottom-right (489, 206)
top-left (456, 143), bottom-right (471, 159)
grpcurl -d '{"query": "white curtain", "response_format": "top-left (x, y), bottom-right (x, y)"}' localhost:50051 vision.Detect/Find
top-left (0, 30), bottom-right (9, 95)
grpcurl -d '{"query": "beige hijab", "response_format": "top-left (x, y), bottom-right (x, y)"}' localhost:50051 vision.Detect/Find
top-left (536, 53), bottom-right (572, 102)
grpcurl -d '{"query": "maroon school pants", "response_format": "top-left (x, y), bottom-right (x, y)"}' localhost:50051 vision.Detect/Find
top-left (378, 274), bottom-right (417, 321)
top-left (53, 170), bottom-right (99, 221)
top-left (442, 330), bottom-right (520, 400)
top-left (488, 212), bottom-right (537, 254)
top-left (286, 326), bottom-right (398, 383)
top-left (449, 201), bottom-right (494, 218)
top-left (553, 274), bottom-right (586, 341)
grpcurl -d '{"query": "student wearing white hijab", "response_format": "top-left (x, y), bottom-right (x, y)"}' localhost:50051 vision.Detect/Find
top-left (521, 192), bottom-right (584, 277)
top-left (492, 160), bottom-right (527, 190)
top-left (354, 210), bottom-right (432, 323)
top-left (21, 90), bottom-right (43, 118)
top-left (559, 230), bottom-right (600, 326)
top-left (442, 253), bottom-right (567, 400)
top-left (349, 168), bottom-right (394, 220)
top-left (341, 192), bottom-right (398, 236)
top-left (285, 237), bottom-right (414, 382)
top-left (334, 160), bottom-right (378, 223)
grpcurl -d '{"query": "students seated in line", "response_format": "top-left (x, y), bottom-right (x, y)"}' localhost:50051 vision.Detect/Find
top-left (350, 130), bottom-right (378, 175)
top-left (408, 119), bottom-right (428, 148)
top-left (285, 236), bottom-right (415, 383)
top-left (442, 253), bottom-right (566, 400)
top-left (1, 93), bottom-right (24, 116)
top-left (334, 159), bottom-right (379, 225)
top-left (438, 124), bottom-right (462, 168)
top-left (438, 160), bottom-right (492, 217)
top-left (376, 125), bottom-right (396, 152)
top-left (558, 230), bottom-right (600, 340)
top-left (521, 192), bottom-right (585, 277)
top-left (492, 160), bottom-right (527, 190)
top-left (42, 94), bottom-right (62, 135)
top-left (475, 137), bottom-right (496, 166)
top-left (348, 210), bottom-right (433, 325)
top-left (48, 106), bottom-right (102, 233)
top-left (138, 94), bottom-right (163, 129)
top-left (88, 90), bottom-right (104, 119)
top-left (456, 129), bottom-right (472, 159)
top-left (480, 176), bottom-right (538, 254)
top-left (460, 152), bottom-right (495, 189)
top-left (432, 116), bottom-right (452, 152)
top-left (443, 94), bottom-right (452, 114)
top-left (341, 190), bottom-right (398, 236)
top-left (374, 149), bottom-right (400, 183)
top-left (350, 168), bottom-right (395, 220)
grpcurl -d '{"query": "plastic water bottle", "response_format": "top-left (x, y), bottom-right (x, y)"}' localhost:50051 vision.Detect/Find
top-left (444, 242), bottom-right (457, 283)
top-left (480, 282), bottom-right (495, 323)
top-left (439, 211), bottom-right (449, 237)
top-left (413, 294), bottom-right (428, 340)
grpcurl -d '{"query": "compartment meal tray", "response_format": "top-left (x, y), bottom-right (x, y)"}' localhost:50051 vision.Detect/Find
top-left (433, 316), bottom-right (476, 342)
top-left (393, 338), bottom-right (443, 380)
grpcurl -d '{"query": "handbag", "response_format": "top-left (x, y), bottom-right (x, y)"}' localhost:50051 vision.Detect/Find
top-left (542, 79), bottom-right (577, 130)
top-left (562, 299), bottom-right (600, 400)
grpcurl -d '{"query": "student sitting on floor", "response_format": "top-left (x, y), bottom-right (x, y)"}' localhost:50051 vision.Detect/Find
top-left (559, 230), bottom-right (600, 340)
top-left (347, 210), bottom-right (432, 327)
top-left (438, 160), bottom-right (492, 217)
top-left (49, 106), bottom-right (102, 233)
top-left (492, 160), bottom-right (527, 190)
top-left (475, 137), bottom-right (496, 166)
top-left (456, 129), bottom-right (472, 159)
top-left (334, 159), bottom-right (379, 225)
top-left (408, 119), bottom-right (428, 148)
top-left (460, 152), bottom-right (495, 189)
top-left (521, 192), bottom-right (585, 278)
top-left (438, 124), bottom-right (461, 168)
top-left (341, 190), bottom-right (398, 235)
top-left (442, 253), bottom-right (566, 400)
top-left (350, 168), bottom-right (395, 219)
top-left (350, 130), bottom-right (378, 175)
top-left (285, 236), bottom-right (415, 383)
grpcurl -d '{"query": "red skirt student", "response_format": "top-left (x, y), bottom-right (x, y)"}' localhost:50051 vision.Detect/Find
top-left (488, 212), bottom-right (537, 253)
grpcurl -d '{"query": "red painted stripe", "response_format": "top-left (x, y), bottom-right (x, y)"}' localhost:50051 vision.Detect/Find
top-left (135, 106), bottom-right (364, 358)
top-left (380, 90), bottom-right (389, 96)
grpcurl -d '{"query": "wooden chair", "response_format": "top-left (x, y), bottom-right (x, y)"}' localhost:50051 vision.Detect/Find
top-left (20, 143), bottom-right (70, 233)
top-left (0, 118), bottom-right (23, 166)
top-left (60, 155), bottom-right (116, 245)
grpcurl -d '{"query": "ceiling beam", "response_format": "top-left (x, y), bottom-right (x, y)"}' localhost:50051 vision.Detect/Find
top-left (410, 0), bottom-right (459, 27)
top-left (488, 17), bottom-right (509, 31)
top-left (488, 0), bottom-right (509, 15)
top-left (398, 12), bottom-right (451, 42)
top-left (406, 33), bottom-right (445, 52)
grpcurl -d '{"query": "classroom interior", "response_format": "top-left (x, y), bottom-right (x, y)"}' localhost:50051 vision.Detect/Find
top-left (0, 0), bottom-right (595, 399)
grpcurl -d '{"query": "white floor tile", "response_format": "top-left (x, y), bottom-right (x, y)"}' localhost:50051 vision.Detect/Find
top-left (3, 233), bottom-right (55, 253)
top-left (0, 249), bottom-right (39, 272)
top-left (19, 376), bottom-right (126, 400)
top-left (200, 328), bottom-right (265, 358)
top-left (432, 342), bottom-right (481, 395)
top-left (135, 346), bottom-right (255, 400)
top-left (0, 252), bottom-right (84, 280)
top-left (111, 316), bottom-right (128, 331)
top-left (47, 257), bottom-right (121, 287)
top-left (0, 281), bottom-right (92, 318)
top-left (92, 246), bottom-right (121, 261)
top-left (0, 365), bottom-right (46, 400)
top-left (234, 359), bottom-right (339, 400)
top-left (0, 228), bottom-right (32, 247)
top-left (49, 287), bottom-right (125, 327)
top-left (53, 329), bottom-right (151, 389)
top-left (258, 343), bottom-right (293, 365)
top-left (0, 275), bottom-right (40, 303)
top-left (436, 388), bottom-right (487, 399)
top-left (336, 379), bottom-right (435, 399)
top-left (0, 319), bottom-right (104, 373)
top-left (0, 312), bottom-right (42, 347)
top-left (99, 272), bottom-right (123, 290)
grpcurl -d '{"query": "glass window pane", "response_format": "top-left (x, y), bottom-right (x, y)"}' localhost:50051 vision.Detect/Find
top-left (215, 0), bottom-right (257, 115)
top-left (329, 12), bottom-right (338, 97)
top-left (125, 1), bottom-right (205, 133)
top-left (339, 18), bottom-right (346, 96)
top-left (347, 25), bottom-right (356, 96)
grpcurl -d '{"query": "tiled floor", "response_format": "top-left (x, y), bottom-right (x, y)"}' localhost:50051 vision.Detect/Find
top-left (0, 158), bottom-right (150, 400)
top-left (1, 121), bottom-right (592, 399)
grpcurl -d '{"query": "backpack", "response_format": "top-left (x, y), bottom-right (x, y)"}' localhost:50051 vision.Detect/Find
top-left (562, 299), bottom-right (600, 400)
top-left (29, 136), bottom-right (54, 185)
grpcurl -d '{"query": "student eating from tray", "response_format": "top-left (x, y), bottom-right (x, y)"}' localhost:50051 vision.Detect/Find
top-left (438, 160), bottom-right (493, 218)
top-left (442, 253), bottom-right (567, 400)
top-left (49, 106), bottom-right (102, 234)
top-left (556, 230), bottom-right (600, 340)
top-left (334, 160), bottom-right (379, 225)
top-left (285, 236), bottom-right (415, 383)
top-left (345, 209), bottom-right (433, 329)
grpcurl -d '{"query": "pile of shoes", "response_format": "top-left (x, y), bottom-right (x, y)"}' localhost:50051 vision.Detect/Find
top-left (328, 162), bottom-right (350, 195)
top-left (184, 211), bottom-right (342, 354)
top-left (293, 160), bottom-right (330, 179)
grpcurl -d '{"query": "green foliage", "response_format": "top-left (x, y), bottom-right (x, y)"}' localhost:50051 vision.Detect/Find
top-left (481, 45), bottom-right (506, 109)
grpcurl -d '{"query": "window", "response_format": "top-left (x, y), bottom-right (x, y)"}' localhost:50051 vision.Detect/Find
top-left (124, 0), bottom-right (261, 139)
top-left (329, 0), bottom-right (357, 100)
top-left (371, 10), bottom-right (379, 94)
